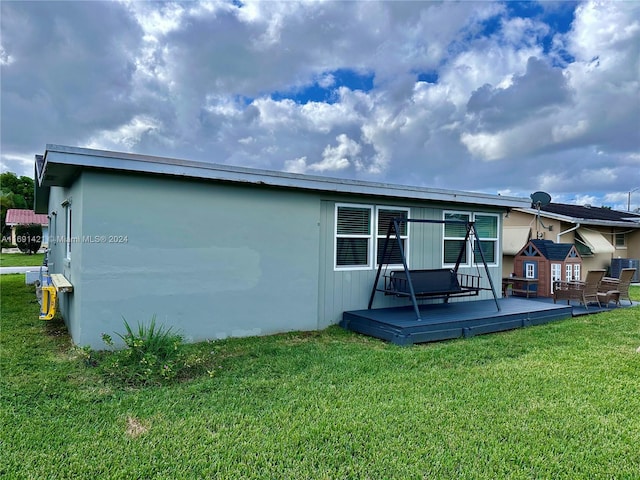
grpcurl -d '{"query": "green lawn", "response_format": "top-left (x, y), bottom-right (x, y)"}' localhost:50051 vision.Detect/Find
top-left (1, 274), bottom-right (639, 479)
top-left (0, 252), bottom-right (45, 267)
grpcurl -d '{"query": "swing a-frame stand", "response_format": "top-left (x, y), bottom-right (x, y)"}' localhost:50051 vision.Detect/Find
top-left (368, 218), bottom-right (500, 321)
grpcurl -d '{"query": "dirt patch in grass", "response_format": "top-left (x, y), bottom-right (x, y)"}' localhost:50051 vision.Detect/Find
top-left (126, 416), bottom-right (149, 438)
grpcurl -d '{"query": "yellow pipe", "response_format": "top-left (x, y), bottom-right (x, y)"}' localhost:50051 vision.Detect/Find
top-left (39, 285), bottom-right (57, 321)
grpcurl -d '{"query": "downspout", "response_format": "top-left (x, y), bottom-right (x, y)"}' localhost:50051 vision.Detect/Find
top-left (557, 223), bottom-right (580, 243)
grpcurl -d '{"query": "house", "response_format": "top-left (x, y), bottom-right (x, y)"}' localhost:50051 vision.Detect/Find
top-left (35, 145), bottom-right (530, 348)
top-left (513, 239), bottom-right (582, 298)
top-left (4, 208), bottom-right (49, 248)
top-left (504, 203), bottom-right (640, 282)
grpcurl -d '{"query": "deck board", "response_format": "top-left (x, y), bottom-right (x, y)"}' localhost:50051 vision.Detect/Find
top-left (341, 297), bottom-right (636, 345)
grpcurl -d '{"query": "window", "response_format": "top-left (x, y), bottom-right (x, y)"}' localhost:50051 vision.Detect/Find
top-left (443, 211), bottom-right (499, 267)
top-left (573, 264), bottom-right (581, 282)
top-left (565, 264), bottom-right (572, 281)
top-left (615, 233), bottom-right (626, 248)
top-left (50, 212), bottom-right (56, 245)
top-left (335, 203), bottom-right (411, 270)
top-left (443, 212), bottom-right (470, 265)
top-left (525, 263), bottom-right (536, 279)
top-left (551, 263), bottom-right (562, 294)
top-left (65, 205), bottom-right (72, 260)
top-left (473, 214), bottom-right (498, 264)
top-left (335, 204), bottom-right (373, 269)
top-left (376, 207), bottom-right (409, 266)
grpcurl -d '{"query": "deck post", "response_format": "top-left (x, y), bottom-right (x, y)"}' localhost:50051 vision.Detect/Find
top-left (469, 222), bottom-right (501, 311)
top-left (392, 218), bottom-right (422, 321)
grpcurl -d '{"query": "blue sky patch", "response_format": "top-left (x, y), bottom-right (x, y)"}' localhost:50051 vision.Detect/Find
top-left (272, 68), bottom-right (374, 104)
top-left (416, 72), bottom-right (439, 84)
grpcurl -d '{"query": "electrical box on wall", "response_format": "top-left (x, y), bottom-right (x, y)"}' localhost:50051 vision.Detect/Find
top-left (537, 231), bottom-right (545, 239)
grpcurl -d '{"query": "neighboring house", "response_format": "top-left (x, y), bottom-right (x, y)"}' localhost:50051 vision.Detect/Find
top-left (503, 203), bottom-right (640, 281)
top-left (35, 145), bottom-right (530, 348)
top-left (4, 208), bottom-right (49, 248)
top-left (513, 240), bottom-right (582, 298)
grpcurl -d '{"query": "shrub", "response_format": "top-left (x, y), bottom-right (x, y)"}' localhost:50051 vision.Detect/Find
top-left (101, 316), bottom-right (185, 386)
top-left (15, 223), bottom-right (42, 254)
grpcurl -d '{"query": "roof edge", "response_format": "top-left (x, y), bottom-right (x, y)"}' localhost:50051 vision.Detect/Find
top-left (514, 207), bottom-right (640, 228)
top-left (42, 144), bottom-right (530, 209)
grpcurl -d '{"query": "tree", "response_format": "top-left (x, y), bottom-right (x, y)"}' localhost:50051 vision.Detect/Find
top-left (15, 223), bottom-right (42, 254)
top-left (0, 172), bottom-right (35, 236)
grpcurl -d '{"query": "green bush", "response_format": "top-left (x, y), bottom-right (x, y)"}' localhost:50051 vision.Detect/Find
top-left (15, 223), bottom-right (42, 254)
top-left (100, 316), bottom-right (185, 386)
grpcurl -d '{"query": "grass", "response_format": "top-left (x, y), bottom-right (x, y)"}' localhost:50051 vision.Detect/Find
top-left (0, 252), bottom-right (45, 267)
top-left (1, 273), bottom-right (639, 479)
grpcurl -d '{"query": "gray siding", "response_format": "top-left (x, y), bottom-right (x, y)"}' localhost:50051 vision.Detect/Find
top-left (318, 200), bottom-right (504, 327)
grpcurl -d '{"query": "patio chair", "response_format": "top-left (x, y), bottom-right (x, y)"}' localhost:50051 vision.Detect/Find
top-left (553, 269), bottom-right (606, 309)
top-left (600, 268), bottom-right (636, 306)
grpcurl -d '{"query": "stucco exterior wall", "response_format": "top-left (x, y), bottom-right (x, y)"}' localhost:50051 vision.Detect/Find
top-left (504, 210), bottom-right (640, 280)
top-left (51, 172), bottom-right (321, 348)
top-left (45, 177), bottom-right (84, 342)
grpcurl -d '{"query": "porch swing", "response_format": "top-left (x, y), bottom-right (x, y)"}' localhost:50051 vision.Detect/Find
top-left (367, 218), bottom-right (500, 321)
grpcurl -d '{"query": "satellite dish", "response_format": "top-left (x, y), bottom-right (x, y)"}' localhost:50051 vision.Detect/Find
top-left (530, 191), bottom-right (551, 209)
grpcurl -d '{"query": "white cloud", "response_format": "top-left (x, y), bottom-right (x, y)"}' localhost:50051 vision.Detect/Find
top-left (283, 156), bottom-right (308, 174)
top-left (1, 0), bottom-right (638, 209)
top-left (87, 115), bottom-right (164, 151)
top-left (310, 134), bottom-right (361, 172)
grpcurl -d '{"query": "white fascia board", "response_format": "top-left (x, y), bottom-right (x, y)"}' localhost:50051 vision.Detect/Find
top-left (42, 145), bottom-right (530, 209)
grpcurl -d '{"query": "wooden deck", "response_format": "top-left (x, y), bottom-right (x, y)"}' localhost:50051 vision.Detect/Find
top-left (340, 297), bottom-right (636, 346)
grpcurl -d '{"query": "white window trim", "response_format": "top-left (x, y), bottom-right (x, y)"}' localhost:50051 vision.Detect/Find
top-left (472, 213), bottom-right (500, 267)
top-left (614, 233), bottom-right (626, 249)
top-left (442, 211), bottom-right (500, 268)
top-left (525, 263), bottom-right (536, 279)
top-left (443, 211), bottom-right (471, 267)
top-left (573, 264), bottom-right (581, 282)
top-left (375, 206), bottom-right (410, 268)
top-left (551, 263), bottom-right (562, 294)
top-left (565, 264), bottom-right (572, 281)
top-left (65, 205), bottom-right (72, 260)
top-left (334, 203), bottom-right (374, 271)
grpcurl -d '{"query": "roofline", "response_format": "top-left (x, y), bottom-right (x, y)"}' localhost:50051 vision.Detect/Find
top-left (6, 221), bottom-right (48, 226)
top-left (39, 144), bottom-right (530, 209)
top-left (515, 207), bottom-right (640, 228)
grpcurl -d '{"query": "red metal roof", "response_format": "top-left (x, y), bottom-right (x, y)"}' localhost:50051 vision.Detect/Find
top-left (5, 209), bottom-right (48, 225)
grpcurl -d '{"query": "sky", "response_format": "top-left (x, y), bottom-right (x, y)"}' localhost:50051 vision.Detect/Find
top-left (1, 0), bottom-right (639, 211)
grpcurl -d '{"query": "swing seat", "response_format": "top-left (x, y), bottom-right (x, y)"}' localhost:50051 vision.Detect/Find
top-left (386, 269), bottom-right (481, 298)
top-left (368, 217), bottom-right (500, 315)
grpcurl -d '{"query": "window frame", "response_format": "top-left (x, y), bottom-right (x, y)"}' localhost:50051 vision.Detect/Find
top-left (334, 203), bottom-right (374, 271)
top-left (472, 213), bottom-right (500, 266)
top-left (375, 206), bottom-right (410, 268)
top-left (66, 206), bottom-right (72, 260)
top-left (614, 233), bottom-right (626, 248)
top-left (442, 211), bottom-right (500, 268)
top-left (62, 200), bottom-right (72, 261)
top-left (443, 211), bottom-right (471, 266)
top-left (525, 263), bottom-right (536, 279)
